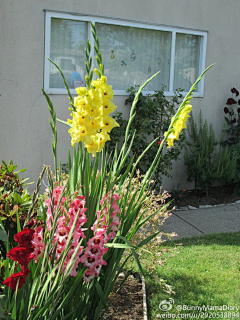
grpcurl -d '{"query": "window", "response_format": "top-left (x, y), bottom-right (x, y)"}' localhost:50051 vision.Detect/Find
top-left (44, 11), bottom-right (207, 96)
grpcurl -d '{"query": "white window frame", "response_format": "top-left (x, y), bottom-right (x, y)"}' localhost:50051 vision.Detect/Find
top-left (44, 11), bottom-right (208, 97)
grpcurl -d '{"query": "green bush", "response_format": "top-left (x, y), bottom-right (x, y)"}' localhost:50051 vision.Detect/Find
top-left (184, 111), bottom-right (237, 195)
top-left (107, 86), bottom-right (186, 190)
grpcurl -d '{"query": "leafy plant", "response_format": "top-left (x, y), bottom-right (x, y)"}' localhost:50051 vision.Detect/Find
top-left (170, 182), bottom-right (187, 201)
top-left (107, 86), bottom-right (186, 190)
top-left (0, 160), bottom-right (32, 248)
top-left (120, 169), bottom-right (176, 290)
top-left (184, 111), bottom-right (237, 195)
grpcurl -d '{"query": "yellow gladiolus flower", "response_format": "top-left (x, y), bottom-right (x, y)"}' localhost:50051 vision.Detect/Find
top-left (87, 117), bottom-right (102, 132)
top-left (71, 110), bottom-right (89, 127)
top-left (68, 124), bottom-right (92, 145)
top-left (165, 104), bottom-right (193, 148)
top-left (85, 141), bottom-right (99, 157)
top-left (101, 100), bottom-right (117, 116)
top-left (85, 131), bottom-right (110, 157)
top-left (101, 83), bottom-right (114, 100)
top-left (68, 75), bottom-right (119, 156)
top-left (75, 87), bottom-right (88, 96)
top-left (101, 116), bottom-right (120, 133)
top-left (88, 105), bottom-right (101, 119)
top-left (88, 87), bottom-right (101, 104)
top-left (95, 131), bottom-right (110, 149)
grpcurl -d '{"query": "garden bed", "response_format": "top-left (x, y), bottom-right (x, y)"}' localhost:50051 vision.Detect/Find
top-left (104, 274), bottom-right (144, 320)
top-left (172, 184), bottom-right (240, 208)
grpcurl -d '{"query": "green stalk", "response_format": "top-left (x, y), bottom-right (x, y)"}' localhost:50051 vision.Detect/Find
top-left (42, 90), bottom-right (58, 182)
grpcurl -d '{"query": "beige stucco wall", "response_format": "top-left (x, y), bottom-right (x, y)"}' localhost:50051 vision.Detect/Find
top-left (0, 0), bottom-right (239, 193)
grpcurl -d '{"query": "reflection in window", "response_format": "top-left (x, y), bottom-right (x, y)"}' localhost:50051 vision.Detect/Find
top-left (174, 33), bottom-right (201, 91)
top-left (44, 13), bottom-right (207, 95)
top-left (50, 18), bottom-right (88, 88)
top-left (96, 23), bottom-right (172, 91)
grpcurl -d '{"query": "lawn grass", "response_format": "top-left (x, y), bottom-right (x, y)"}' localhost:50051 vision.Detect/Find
top-left (144, 232), bottom-right (240, 320)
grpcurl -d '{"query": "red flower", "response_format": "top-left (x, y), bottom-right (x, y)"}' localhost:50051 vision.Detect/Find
top-left (179, 194), bottom-right (182, 198)
top-left (3, 271), bottom-right (26, 291)
top-left (158, 140), bottom-right (162, 145)
top-left (231, 87), bottom-right (239, 96)
top-left (4, 228), bottom-right (35, 291)
top-left (224, 107), bottom-right (229, 114)
top-left (7, 246), bottom-right (33, 265)
top-left (25, 218), bottom-right (36, 229)
top-left (226, 98), bottom-right (237, 105)
top-left (3, 266), bottom-right (30, 291)
top-left (14, 228), bottom-right (34, 250)
top-left (182, 187), bottom-right (186, 192)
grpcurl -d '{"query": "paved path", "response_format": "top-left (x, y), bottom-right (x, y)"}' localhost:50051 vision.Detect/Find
top-left (162, 203), bottom-right (240, 239)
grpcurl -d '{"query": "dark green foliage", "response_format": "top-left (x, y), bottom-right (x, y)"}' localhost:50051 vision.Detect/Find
top-left (184, 111), bottom-right (237, 195)
top-left (227, 141), bottom-right (240, 195)
top-left (107, 86), bottom-right (186, 190)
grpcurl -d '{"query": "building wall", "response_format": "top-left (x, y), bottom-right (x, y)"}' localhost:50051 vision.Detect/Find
top-left (0, 0), bottom-right (239, 192)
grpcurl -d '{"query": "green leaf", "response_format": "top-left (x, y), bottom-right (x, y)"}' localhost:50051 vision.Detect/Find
top-left (95, 281), bottom-right (108, 311)
top-left (104, 243), bottom-right (134, 249)
top-left (5, 202), bottom-right (10, 214)
top-left (8, 165), bottom-right (13, 173)
top-left (56, 118), bottom-right (73, 128)
top-left (0, 224), bottom-right (8, 241)
top-left (117, 235), bottom-right (144, 275)
top-left (13, 192), bottom-right (22, 204)
top-left (19, 168), bottom-right (27, 173)
top-left (137, 231), bottom-right (161, 248)
top-left (0, 295), bottom-right (7, 319)
top-left (16, 211), bottom-right (21, 233)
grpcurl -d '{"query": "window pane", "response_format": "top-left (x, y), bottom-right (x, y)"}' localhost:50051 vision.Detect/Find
top-left (174, 33), bottom-right (201, 91)
top-left (50, 18), bottom-right (88, 89)
top-left (95, 23), bottom-right (171, 91)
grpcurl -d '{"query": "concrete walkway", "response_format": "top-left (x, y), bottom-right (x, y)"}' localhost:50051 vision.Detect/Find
top-left (162, 203), bottom-right (240, 239)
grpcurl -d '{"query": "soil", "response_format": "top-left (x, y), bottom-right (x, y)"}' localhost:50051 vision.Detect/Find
top-left (171, 184), bottom-right (240, 209)
top-left (103, 274), bottom-right (144, 320)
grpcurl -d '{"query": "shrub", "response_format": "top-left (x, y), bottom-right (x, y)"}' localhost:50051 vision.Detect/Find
top-left (107, 86), bottom-right (186, 190)
top-left (184, 111), bottom-right (237, 195)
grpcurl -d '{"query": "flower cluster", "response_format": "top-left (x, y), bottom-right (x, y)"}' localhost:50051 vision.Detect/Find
top-left (3, 228), bottom-right (34, 290)
top-left (31, 226), bottom-right (45, 262)
top-left (164, 104), bottom-right (193, 148)
top-left (4, 187), bottom-right (121, 289)
top-left (68, 75), bottom-right (119, 157)
top-left (81, 193), bottom-right (120, 283)
top-left (42, 186), bottom-right (88, 277)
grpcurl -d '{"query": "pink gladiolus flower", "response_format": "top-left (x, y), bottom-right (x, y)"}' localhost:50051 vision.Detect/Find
top-left (32, 189), bottom-right (88, 278)
top-left (81, 191), bottom-right (120, 283)
top-left (83, 269), bottom-right (96, 283)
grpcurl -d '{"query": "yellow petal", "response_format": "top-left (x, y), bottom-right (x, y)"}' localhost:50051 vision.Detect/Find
top-left (101, 116), bottom-right (120, 133)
